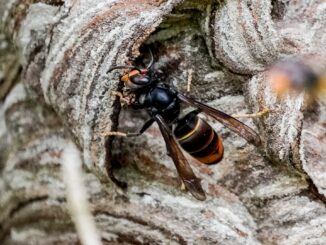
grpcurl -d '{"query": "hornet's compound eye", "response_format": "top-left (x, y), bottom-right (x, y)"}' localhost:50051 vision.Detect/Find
top-left (120, 69), bottom-right (151, 89)
top-left (130, 74), bottom-right (150, 85)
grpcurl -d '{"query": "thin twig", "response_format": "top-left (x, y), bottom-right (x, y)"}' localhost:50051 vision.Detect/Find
top-left (61, 142), bottom-right (102, 245)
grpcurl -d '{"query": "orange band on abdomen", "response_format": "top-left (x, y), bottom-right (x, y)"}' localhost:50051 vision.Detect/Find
top-left (193, 137), bottom-right (224, 165)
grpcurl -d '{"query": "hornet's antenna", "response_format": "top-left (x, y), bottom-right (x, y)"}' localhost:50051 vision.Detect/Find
top-left (107, 65), bottom-right (139, 73)
top-left (146, 48), bottom-right (154, 69)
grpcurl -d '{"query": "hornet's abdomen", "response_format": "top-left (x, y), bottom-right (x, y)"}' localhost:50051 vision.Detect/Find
top-left (174, 111), bottom-right (224, 165)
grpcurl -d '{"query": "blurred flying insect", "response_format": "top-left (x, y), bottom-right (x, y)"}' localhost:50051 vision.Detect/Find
top-left (105, 50), bottom-right (261, 200)
top-left (268, 58), bottom-right (326, 98)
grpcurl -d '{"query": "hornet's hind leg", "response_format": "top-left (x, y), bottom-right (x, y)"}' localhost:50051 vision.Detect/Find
top-left (103, 119), bottom-right (155, 188)
top-left (232, 108), bottom-right (274, 119)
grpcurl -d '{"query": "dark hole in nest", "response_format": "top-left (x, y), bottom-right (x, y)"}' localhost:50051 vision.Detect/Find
top-left (271, 0), bottom-right (287, 21)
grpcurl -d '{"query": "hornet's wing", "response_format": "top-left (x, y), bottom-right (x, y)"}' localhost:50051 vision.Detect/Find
top-left (154, 114), bottom-right (206, 201)
top-left (178, 93), bottom-right (261, 147)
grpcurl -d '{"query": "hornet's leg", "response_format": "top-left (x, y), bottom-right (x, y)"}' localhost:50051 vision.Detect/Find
top-left (101, 119), bottom-right (155, 138)
top-left (103, 119), bottom-right (155, 188)
top-left (180, 180), bottom-right (186, 191)
top-left (126, 119), bottom-right (154, 137)
top-left (232, 108), bottom-right (274, 119)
